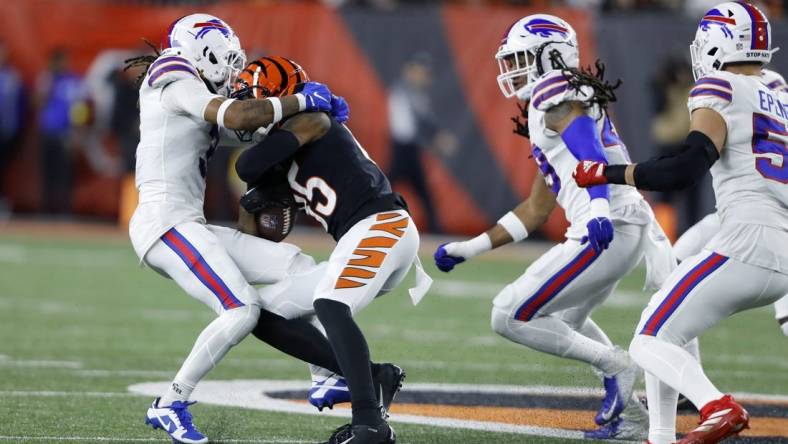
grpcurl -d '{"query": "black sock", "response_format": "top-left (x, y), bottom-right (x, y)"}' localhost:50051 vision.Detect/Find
top-left (314, 299), bottom-right (380, 426)
top-left (252, 308), bottom-right (342, 375)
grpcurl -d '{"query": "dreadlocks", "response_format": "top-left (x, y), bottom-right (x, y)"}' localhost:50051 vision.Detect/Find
top-left (123, 39), bottom-right (160, 89)
top-left (510, 49), bottom-right (622, 140)
top-left (549, 48), bottom-right (621, 111)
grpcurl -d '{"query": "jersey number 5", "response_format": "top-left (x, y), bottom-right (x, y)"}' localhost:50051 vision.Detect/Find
top-left (287, 162), bottom-right (337, 230)
top-left (752, 113), bottom-right (788, 184)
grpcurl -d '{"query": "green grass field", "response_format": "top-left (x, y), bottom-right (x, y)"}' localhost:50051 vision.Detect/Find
top-left (0, 228), bottom-right (786, 443)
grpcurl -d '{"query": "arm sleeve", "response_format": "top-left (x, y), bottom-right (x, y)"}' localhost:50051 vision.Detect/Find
top-left (605, 131), bottom-right (719, 191)
top-left (235, 129), bottom-right (301, 185)
top-left (160, 77), bottom-right (222, 120)
top-left (561, 114), bottom-right (609, 201)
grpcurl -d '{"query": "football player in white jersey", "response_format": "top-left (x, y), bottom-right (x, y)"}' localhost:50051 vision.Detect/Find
top-left (673, 70), bottom-right (788, 339)
top-left (125, 14), bottom-right (346, 444)
top-left (433, 14), bottom-right (675, 440)
top-left (574, 3), bottom-right (788, 443)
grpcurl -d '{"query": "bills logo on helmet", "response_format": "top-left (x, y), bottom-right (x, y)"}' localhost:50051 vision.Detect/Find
top-left (700, 8), bottom-right (735, 38)
top-left (193, 19), bottom-right (231, 39)
top-left (523, 18), bottom-right (569, 38)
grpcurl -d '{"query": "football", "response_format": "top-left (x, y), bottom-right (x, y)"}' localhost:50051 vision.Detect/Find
top-left (254, 204), bottom-right (296, 242)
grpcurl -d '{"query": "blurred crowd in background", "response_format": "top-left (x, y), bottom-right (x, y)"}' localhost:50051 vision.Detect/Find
top-left (0, 0), bottom-right (784, 240)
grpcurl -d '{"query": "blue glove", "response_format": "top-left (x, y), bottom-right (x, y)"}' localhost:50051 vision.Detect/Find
top-left (434, 243), bottom-right (465, 272)
top-left (330, 95), bottom-right (349, 123)
top-left (582, 217), bottom-right (614, 253)
top-left (299, 82), bottom-right (332, 113)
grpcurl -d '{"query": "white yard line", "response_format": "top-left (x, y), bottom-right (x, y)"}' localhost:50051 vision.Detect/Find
top-left (0, 437), bottom-right (310, 443)
top-left (0, 355), bottom-right (83, 369)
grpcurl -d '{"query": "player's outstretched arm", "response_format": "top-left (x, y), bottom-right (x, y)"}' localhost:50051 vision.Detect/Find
top-left (434, 175), bottom-right (556, 272)
top-left (574, 108), bottom-right (725, 192)
top-left (235, 112), bottom-right (331, 185)
top-left (204, 81), bottom-right (333, 131)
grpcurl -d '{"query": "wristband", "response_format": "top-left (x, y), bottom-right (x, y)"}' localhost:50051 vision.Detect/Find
top-left (497, 211), bottom-right (529, 242)
top-left (588, 198), bottom-right (611, 219)
top-left (295, 93), bottom-right (307, 111)
top-left (216, 98), bottom-right (235, 128)
top-left (268, 97), bottom-right (283, 124)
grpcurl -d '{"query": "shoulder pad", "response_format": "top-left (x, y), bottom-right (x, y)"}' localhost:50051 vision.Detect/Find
top-left (532, 70), bottom-right (593, 111)
top-left (146, 55), bottom-right (200, 89)
top-left (688, 74), bottom-right (733, 114)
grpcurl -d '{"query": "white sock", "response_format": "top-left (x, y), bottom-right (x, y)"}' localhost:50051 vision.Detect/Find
top-left (492, 308), bottom-right (626, 375)
top-left (160, 305), bottom-right (259, 407)
top-left (630, 335), bottom-right (723, 412)
top-left (644, 370), bottom-right (678, 444)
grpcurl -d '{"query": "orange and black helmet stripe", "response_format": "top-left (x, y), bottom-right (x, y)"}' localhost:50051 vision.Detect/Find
top-left (234, 55), bottom-right (309, 99)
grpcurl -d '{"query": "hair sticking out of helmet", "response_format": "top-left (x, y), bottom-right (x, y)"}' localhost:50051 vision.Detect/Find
top-left (233, 56), bottom-right (309, 100)
top-left (554, 53), bottom-right (622, 112)
top-left (123, 38), bottom-right (162, 90)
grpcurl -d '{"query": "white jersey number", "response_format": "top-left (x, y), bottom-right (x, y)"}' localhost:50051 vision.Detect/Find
top-left (287, 162), bottom-right (337, 230)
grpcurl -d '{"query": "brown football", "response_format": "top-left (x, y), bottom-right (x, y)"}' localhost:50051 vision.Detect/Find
top-left (254, 205), bottom-right (296, 242)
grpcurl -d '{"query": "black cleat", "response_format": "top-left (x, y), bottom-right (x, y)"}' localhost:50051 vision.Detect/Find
top-left (373, 363), bottom-right (405, 415)
top-left (320, 421), bottom-right (396, 444)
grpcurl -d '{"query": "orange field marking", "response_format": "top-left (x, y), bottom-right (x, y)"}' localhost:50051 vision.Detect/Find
top-left (386, 404), bottom-right (788, 438)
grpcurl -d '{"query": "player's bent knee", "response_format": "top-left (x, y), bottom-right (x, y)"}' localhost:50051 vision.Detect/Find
top-left (222, 304), bottom-right (260, 346)
top-left (490, 306), bottom-right (511, 337)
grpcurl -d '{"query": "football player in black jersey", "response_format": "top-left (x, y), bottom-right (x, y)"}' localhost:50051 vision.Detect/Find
top-left (234, 56), bottom-right (432, 444)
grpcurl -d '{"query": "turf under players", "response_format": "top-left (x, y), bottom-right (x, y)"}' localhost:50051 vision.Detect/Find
top-left (574, 3), bottom-right (788, 442)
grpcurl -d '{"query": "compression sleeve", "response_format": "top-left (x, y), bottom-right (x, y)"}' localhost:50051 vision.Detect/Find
top-left (605, 130), bottom-right (719, 191)
top-left (235, 129), bottom-right (301, 185)
top-left (561, 114), bottom-right (610, 201)
top-left (160, 77), bottom-right (222, 120)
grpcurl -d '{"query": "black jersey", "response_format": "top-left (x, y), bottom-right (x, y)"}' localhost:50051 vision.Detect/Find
top-left (287, 118), bottom-right (406, 240)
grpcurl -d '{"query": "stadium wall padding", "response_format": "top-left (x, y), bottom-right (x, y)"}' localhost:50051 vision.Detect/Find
top-left (0, 1), bottom-right (586, 239)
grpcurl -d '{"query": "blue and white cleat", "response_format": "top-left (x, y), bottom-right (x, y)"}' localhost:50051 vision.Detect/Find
top-left (144, 397), bottom-right (208, 444)
top-left (587, 396), bottom-right (648, 440)
top-left (309, 373), bottom-right (351, 411)
top-left (595, 359), bottom-right (639, 425)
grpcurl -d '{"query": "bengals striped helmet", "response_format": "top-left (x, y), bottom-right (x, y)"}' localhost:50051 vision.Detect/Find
top-left (233, 56), bottom-right (309, 99)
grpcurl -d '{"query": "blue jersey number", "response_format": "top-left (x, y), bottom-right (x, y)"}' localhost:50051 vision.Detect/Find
top-left (752, 113), bottom-right (788, 183)
top-left (532, 145), bottom-right (561, 193)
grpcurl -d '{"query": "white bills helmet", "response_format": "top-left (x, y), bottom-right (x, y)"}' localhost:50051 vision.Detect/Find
top-left (495, 14), bottom-right (579, 101)
top-left (690, 2), bottom-right (777, 81)
top-left (163, 14), bottom-right (246, 96)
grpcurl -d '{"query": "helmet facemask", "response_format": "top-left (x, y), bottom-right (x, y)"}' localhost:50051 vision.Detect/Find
top-left (496, 48), bottom-right (539, 100)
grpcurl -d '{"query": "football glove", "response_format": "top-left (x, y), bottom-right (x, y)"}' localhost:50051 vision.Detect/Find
top-left (434, 243), bottom-right (465, 272)
top-left (297, 82), bottom-right (333, 113)
top-left (573, 161), bottom-right (608, 187)
top-left (582, 217), bottom-right (614, 253)
top-left (330, 95), bottom-right (350, 123)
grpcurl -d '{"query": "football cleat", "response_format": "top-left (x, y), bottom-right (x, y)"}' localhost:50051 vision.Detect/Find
top-left (309, 373), bottom-right (351, 411)
top-left (144, 397), bottom-right (207, 444)
top-left (677, 395), bottom-right (749, 444)
top-left (374, 363), bottom-right (406, 415)
top-left (320, 421), bottom-right (396, 444)
top-left (596, 360), bottom-right (639, 425)
top-left (585, 416), bottom-right (648, 441)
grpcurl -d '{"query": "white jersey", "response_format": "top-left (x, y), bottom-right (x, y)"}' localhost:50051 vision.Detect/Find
top-left (688, 71), bottom-right (788, 272)
top-left (527, 70), bottom-right (645, 239)
top-left (129, 54), bottom-right (224, 260)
